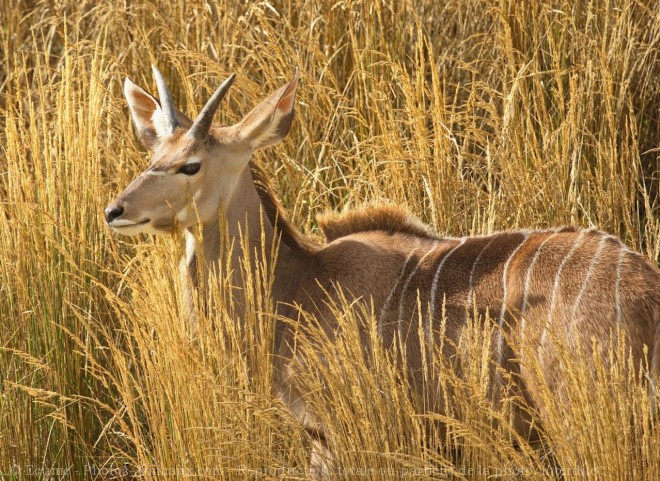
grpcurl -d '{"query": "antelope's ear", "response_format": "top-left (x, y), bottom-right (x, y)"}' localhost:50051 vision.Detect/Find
top-left (123, 78), bottom-right (165, 150)
top-left (234, 69), bottom-right (299, 151)
top-left (123, 78), bottom-right (192, 151)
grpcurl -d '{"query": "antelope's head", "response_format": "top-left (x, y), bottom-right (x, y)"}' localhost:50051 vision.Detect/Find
top-left (105, 66), bottom-right (298, 235)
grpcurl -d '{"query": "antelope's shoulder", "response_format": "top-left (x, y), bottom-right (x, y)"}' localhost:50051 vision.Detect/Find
top-left (317, 204), bottom-right (439, 242)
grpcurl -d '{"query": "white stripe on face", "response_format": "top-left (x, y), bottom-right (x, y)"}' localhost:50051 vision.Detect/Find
top-left (144, 169), bottom-right (169, 177)
top-left (144, 155), bottom-right (203, 177)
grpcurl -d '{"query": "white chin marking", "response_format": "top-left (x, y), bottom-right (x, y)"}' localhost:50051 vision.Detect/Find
top-left (109, 219), bottom-right (152, 236)
top-left (109, 219), bottom-right (140, 227)
top-left (111, 225), bottom-right (145, 236)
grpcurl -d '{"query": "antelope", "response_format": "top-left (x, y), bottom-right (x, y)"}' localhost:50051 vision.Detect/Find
top-left (106, 65), bottom-right (660, 477)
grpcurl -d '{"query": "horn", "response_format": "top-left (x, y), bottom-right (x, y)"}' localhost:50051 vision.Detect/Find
top-left (188, 73), bottom-right (236, 141)
top-left (151, 65), bottom-right (179, 134)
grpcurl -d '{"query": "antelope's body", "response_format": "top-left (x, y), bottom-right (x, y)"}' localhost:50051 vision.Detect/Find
top-left (106, 66), bottom-right (660, 476)
top-left (257, 197), bottom-right (659, 445)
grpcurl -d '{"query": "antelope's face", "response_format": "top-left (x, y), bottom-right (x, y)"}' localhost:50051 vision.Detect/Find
top-left (105, 132), bottom-right (250, 235)
top-left (106, 66), bottom-right (298, 236)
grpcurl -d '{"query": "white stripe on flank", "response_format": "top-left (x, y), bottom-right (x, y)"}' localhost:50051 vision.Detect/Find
top-left (539, 231), bottom-right (586, 352)
top-left (519, 231), bottom-right (560, 346)
top-left (378, 240), bottom-right (420, 337)
top-left (424, 304), bottom-right (433, 357)
top-left (397, 243), bottom-right (437, 339)
top-left (429, 238), bottom-right (467, 320)
top-left (496, 233), bottom-right (529, 365)
top-left (521, 231), bottom-right (560, 315)
top-left (466, 236), bottom-right (498, 309)
top-left (570, 235), bottom-right (607, 320)
top-left (615, 247), bottom-right (627, 327)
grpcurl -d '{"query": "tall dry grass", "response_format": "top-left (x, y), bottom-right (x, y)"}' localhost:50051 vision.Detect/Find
top-left (1, 0), bottom-right (658, 479)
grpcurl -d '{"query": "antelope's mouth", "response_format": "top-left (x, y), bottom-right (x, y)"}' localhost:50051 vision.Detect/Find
top-left (109, 218), bottom-right (150, 229)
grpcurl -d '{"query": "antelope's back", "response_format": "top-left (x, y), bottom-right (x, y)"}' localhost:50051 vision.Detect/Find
top-left (311, 223), bottom-right (660, 394)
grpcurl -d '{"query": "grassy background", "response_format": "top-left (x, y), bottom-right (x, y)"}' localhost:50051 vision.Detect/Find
top-left (1, 0), bottom-right (658, 479)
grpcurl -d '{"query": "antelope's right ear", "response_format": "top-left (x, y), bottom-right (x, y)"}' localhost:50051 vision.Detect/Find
top-left (124, 77), bottom-right (193, 151)
top-left (123, 78), bottom-right (165, 151)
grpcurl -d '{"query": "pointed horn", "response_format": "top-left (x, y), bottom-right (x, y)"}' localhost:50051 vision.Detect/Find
top-left (188, 73), bottom-right (236, 140)
top-left (151, 65), bottom-right (179, 134)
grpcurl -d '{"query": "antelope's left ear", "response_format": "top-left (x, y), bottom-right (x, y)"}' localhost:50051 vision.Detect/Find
top-left (234, 69), bottom-right (299, 151)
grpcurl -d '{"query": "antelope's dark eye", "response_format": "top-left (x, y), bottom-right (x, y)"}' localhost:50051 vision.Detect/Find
top-left (177, 163), bottom-right (201, 176)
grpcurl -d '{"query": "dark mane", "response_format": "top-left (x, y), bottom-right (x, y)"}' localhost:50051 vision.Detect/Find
top-left (250, 162), bottom-right (320, 254)
top-left (317, 204), bottom-right (438, 241)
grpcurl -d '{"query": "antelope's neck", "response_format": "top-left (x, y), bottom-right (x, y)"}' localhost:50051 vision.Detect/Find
top-left (183, 167), bottom-right (297, 312)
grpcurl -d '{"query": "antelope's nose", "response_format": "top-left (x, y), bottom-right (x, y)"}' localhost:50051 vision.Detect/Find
top-left (105, 204), bottom-right (125, 224)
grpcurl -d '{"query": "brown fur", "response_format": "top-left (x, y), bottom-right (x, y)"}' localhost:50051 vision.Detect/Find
top-left (249, 161), bottom-right (320, 253)
top-left (114, 69), bottom-right (660, 480)
top-left (270, 225), bottom-right (660, 462)
top-left (196, 162), bottom-right (660, 461)
top-left (318, 204), bottom-right (438, 241)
